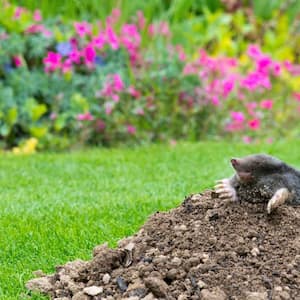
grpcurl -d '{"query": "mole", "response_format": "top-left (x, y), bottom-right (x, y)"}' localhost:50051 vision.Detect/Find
top-left (215, 154), bottom-right (300, 213)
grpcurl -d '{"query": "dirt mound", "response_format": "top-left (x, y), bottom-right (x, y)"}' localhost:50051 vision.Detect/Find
top-left (26, 191), bottom-right (300, 300)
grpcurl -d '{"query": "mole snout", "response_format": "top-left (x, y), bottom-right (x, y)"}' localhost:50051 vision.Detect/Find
top-left (231, 158), bottom-right (239, 167)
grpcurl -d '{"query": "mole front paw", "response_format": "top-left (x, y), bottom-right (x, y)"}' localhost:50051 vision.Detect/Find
top-left (215, 179), bottom-right (237, 202)
top-left (267, 188), bottom-right (289, 214)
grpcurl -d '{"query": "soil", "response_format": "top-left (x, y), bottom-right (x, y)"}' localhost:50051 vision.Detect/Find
top-left (26, 191), bottom-right (300, 300)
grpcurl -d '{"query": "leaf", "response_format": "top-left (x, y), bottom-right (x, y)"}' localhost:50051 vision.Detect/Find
top-left (6, 107), bottom-right (18, 125)
top-left (0, 124), bottom-right (10, 137)
top-left (30, 126), bottom-right (48, 138)
top-left (32, 104), bottom-right (47, 122)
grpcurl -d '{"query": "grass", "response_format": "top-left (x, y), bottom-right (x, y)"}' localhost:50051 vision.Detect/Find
top-left (1, 141), bottom-right (300, 299)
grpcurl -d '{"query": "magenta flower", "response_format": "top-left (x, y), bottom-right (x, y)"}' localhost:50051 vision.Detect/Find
top-left (231, 111), bottom-right (245, 123)
top-left (273, 62), bottom-right (281, 76)
top-left (113, 74), bottom-right (124, 91)
top-left (13, 56), bottom-right (22, 67)
top-left (13, 7), bottom-right (25, 19)
top-left (92, 34), bottom-right (106, 49)
top-left (247, 44), bottom-right (262, 59)
top-left (241, 72), bottom-right (271, 91)
top-left (223, 78), bottom-right (234, 97)
top-left (77, 112), bottom-right (94, 121)
top-left (106, 26), bottom-right (119, 50)
top-left (43, 52), bottom-right (62, 71)
top-left (293, 93), bottom-right (300, 102)
top-left (74, 21), bottom-right (92, 38)
top-left (128, 86), bottom-right (141, 98)
top-left (83, 45), bottom-right (96, 65)
top-left (25, 24), bottom-right (52, 37)
top-left (61, 58), bottom-right (73, 73)
top-left (33, 9), bottom-right (42, 22)
top-left (69, 49), bottom-right (81, 64)
top-left (127, 125), bottom-right (136, 135)
top-left (260, 99), bottom-right (273, 110)
top-left (211, 95), bottom-right (220, 106)
top-left (248, 119), bottom-right (260, 130)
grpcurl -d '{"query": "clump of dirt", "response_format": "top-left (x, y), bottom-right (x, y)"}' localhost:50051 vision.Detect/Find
top-left (26, 191), bottom-right (300, 300)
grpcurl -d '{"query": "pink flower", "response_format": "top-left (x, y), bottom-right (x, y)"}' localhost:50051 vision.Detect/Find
top-left (247, 44), bottom-right (262, 59)
top-left (284, 60), bottom-right (293, 72)
top-left (137, 10), bottom-right (145, 29)
top-left (13, 56), bottom-right (22, 67)
top-left (112, 8), bottom-right (121, 20)
top-left (128, 86), bottom-right (141, 98)
top-left (74, 21), bottom-right (91, 38)
top-left (13, 7), bottom-right (24, 19)
top-left (25, 24), bottom-right (52, 37)
top-left (92, 34), bottom-right (106, 49)
top-left (148, 24), bottom-right (155, 36)
top-left (160, 21), bottom-right (170, 37)
top-left (43, 52), bottom-right (62, 71)
top-left (183, 63), bottom-right (197, 75)
top-left (134, 107), bottom-right (145, 115)
top-left (242, 136), bottom-right (252, 144)
top-left (33, 9), bottom-right (42, 22)
top-left (111, 94), bottom-right (119, 102)
top-left (225, 122), bottom-right (244, 132)
top-left (50, 113), bottom-right (57, 120)
top-left (248, 119), bottom-right (260, 130)
top-left (61, 58), bottom-right (73, 73)
top-left (260, 99), bottom-right (273, 110)
top-left (95, 119), bottom-right (106, 132)
top-left (211, 95), bottom-right (220, 106)
top-left (106, 26), bottom-right (119, 50)
top-left (127, 125), bottom-right (136, 135)
top-left (246, 102), bottom-right (257, 116)
top-left (293, 92), bottom-right (300, 102)
top-left (69, 49), bottom-right (81, 64)
top-left (273, 62), bottom-right (281, 76)
top-left (231, 111), bottom-right (245, 123)
top-left (77, 112), bottom-right (94, 121)
top-left (223, 79), bottom-right (234, 97)
top-left (257, 56), bottom-right (272, 73)
top-left (241, 71), bottom-right (271, 91)
top-left (175, 45), bottom-right (186, 61)
top-left (105, 103), bottom-right (113, 115)
top-left (113, 74), bottom-right (124, 91)
top-left (83, 45), bottom-right (96, 65)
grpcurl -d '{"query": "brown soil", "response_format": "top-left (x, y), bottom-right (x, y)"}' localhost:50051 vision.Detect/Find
top-left (26, 191), bottom-right (300, 300)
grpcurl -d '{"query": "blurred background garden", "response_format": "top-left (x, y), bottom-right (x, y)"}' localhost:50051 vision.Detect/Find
top-left (2, 0), bottom-right (300, 152)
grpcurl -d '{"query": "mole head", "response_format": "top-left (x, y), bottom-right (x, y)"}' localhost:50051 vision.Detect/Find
top-left (231, 154), bottom-right (284, 183)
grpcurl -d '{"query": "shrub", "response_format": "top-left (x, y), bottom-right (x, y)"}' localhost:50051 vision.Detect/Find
top-left (1, 2), bottom-right (300, 151)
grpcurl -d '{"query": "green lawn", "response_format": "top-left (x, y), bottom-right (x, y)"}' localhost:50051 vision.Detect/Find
top-left (1, 141), bottom-right (300, 299)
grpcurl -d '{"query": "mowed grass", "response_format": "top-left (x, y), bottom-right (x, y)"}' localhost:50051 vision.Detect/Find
top-left (1, 141), bottom-right (300, 299)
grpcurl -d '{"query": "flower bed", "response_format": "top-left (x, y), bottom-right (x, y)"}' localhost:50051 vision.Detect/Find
top-left (1, 2), bottom-right (300, 151)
